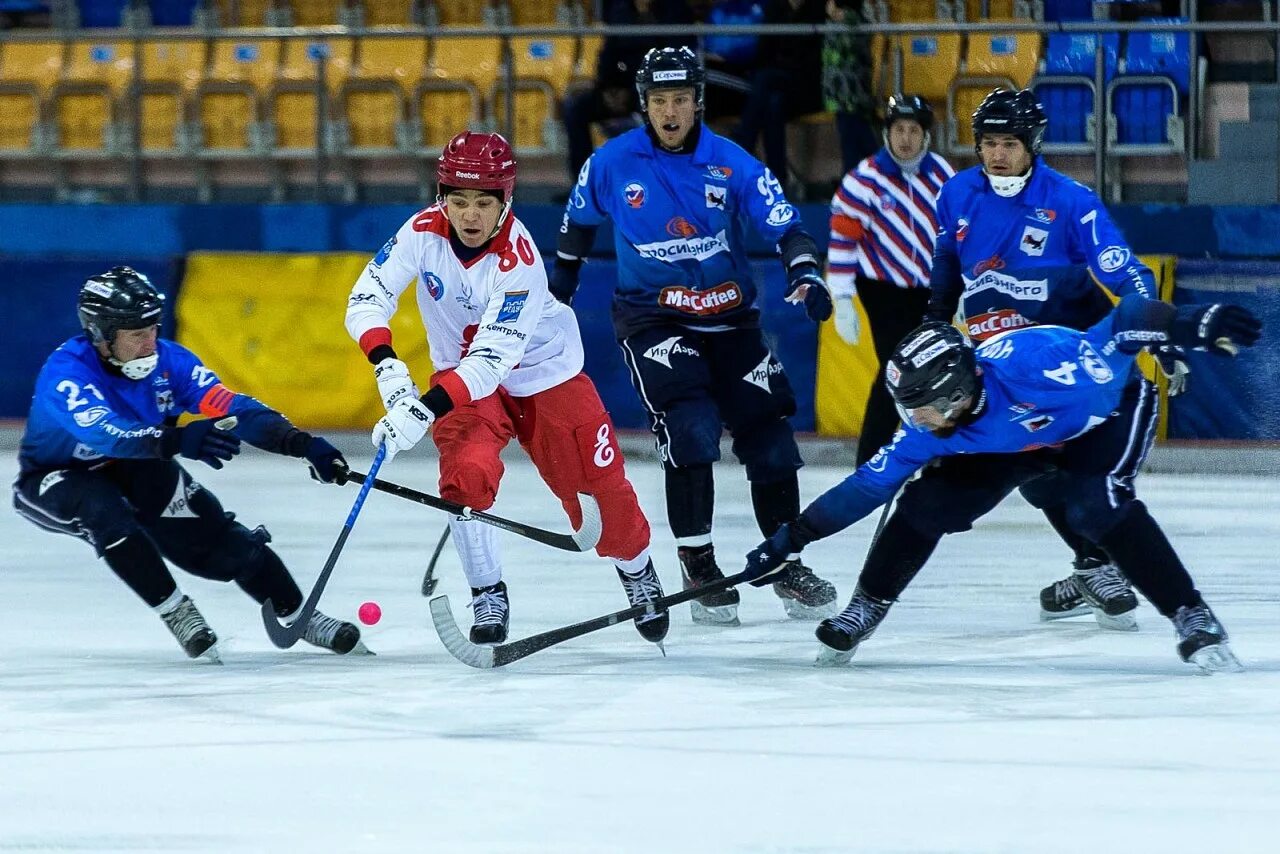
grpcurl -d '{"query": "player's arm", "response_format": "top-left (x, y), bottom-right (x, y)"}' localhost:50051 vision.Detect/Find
top-left (1072, 190), bottom-right (1156, 300)
top-left (926, 184), bottom-right (962, 322)
top-left (551, 156), bottom-right (607, 305)
top-left (827, 171), bottom-right (871, 302)
top-left (1089, 293), bottom-right (1261, 361)
top-left (36, 358), bottom-right (172, 460)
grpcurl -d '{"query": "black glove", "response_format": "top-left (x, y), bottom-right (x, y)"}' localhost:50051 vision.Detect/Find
top-left (783, 263), bottom-right (833, 322)
top-left (1152, 344), bottom-right (1190, 396)
top-left (1171, 303), bottom-right (1262, 355)
top-left (163, 419), bottom-right (241, 469)
top-left (304, 436), bottom-right (347, 484)
top-left (549, 257), bottom-right (582, 306)
top-left (742, 524), bottom-right (801, 587)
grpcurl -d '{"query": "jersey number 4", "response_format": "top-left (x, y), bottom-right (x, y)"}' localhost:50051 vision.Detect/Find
top-left (1043, 361), bottom-right (1079, 386)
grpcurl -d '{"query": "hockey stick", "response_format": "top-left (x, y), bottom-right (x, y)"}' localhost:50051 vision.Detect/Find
top-left (260, 444), bottom-right (387, 648)
top-left (421, 525), bottom-right (450, 596)
top-left (337, 469), bottom-right (602, 553)
top-left (429, 569), bottom-right (753, 669)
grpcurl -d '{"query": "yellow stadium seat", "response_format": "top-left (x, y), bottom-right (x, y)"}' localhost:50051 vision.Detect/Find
top-left (0, 41), bottom-right (62, 152)
top-left (963, 0), bottom-right (1031, 19)
top-left (198, 39), bottom-right (280, 151)
top-left (343, 36), bottom-right (427, 150)
top-left (362, 0), bottom-right (415, 24)
top-left (890, 33), bottom-right (961, 106)
top-left (272, 39), bottom-right (353, 153)
top-left (435, 0), bottom-right (489, 25)
top-left (54, 41), bottom-right (135, 152)
top-left (492, 90), bottom-right (552, 149)
top-left (887, 0), bottom-right (943, 21)
top-left (510, 0), bottom-right (562, 25)
top-left (575, 32), bottom-right (602, 80)
top-left (491, 37), bottom-right (575, 150)
top-left (140, 40), bottom-right (207, 153)
top-left (216, 0), bottom-right (275, 26)
top-left (419, 36), bottom-right (497, 146)
top-left (951, 28), bottom-right (1040, 147)
top-left (288, 0), bottom-right (346, 25)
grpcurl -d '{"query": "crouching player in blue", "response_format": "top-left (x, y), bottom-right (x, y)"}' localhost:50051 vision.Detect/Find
top-left (741, 295), bottom-right (1261, 672)
top-left (552, 46), bottom-right (838, 625)
top-left (13, 267), bottom-right (363, 662)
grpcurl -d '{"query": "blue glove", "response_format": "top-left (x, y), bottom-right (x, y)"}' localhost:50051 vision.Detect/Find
top-left (169, 419), bottom-right (241, 469)
top-left (1171, 303), bottom-right (1262, 355)
top-left (784, 264), bottom-right (833, 322)
top-left (743, 524), bottom-right (800, 588)
top-left (549, 258), bottom-right (582, 306)
top-left (304, 436), bottom-right (348, 484)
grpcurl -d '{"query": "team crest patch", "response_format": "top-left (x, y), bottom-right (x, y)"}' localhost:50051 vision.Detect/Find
top-left (956, 218), bottom-right (970, 243)
top-left (879, 192), bottom-right (895, 211)
top-left (706, 165), bottom-right (733, 180)
top-left (885, 360), bottom-right (901, 387)
top-left (1097, 245), bottom-right (1131, 273)
top-left (705, 184), bottom-right (726, 209)
top-left (1020, 226), bottom-right (1049, 256)
top-left (373, 235), bottom-right (397, 267)
top-left (496, 290), bottom-right (529, 323)
top-left (1018, 414), bottom-right (1055, 433)
top-left (73, 406), bottom-right (109, 428)
top-left (424, 272), bottom-right (444, 301)
top-left (1030, 208), bottom-right (1056, 224)
top-left (623, 182), bottom-right (647, 208)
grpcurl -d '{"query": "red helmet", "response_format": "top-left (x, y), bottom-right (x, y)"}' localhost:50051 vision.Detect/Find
top-left (436, 131), bottom-right (517, 199)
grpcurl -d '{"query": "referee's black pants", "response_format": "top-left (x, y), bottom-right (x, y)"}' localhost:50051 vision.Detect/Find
top-left (853, 275), bottom-right (931, 466)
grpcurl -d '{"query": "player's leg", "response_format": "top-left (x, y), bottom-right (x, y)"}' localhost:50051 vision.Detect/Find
top-left (432, 392), bottom-right (516, 644)
top-left (134, 460), bottom-right (362, 654)
top-left (619, 326), bottom-right (741, 625)
top-left (513, 373), bottom-right (668, 644)
top-left (853, 277), bottom-right (930, 466)
top-left (1029, 379), bottom-right (1157, 629)
top-left (817, 454), bottom-right (1042, 664)
top-left (13, 463), bottom-right (218, 660)
top-left (710, 327), bottom-right (837, 619)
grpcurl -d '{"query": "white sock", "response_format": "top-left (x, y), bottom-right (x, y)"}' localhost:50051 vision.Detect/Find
top-left (675, 534), bottom-right (712, 548)
top-left (613, 547), bottom-right (652, 576)
top-left (153, 589), bottom-right (185, 617)
top-left (449, 514), bottom-right (502, 589)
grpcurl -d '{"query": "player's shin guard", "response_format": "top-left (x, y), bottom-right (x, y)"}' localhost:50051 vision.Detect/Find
top-left (751, 475), bottom-right (837, 619)
top-left (104, 532), bottom-right (179, 608)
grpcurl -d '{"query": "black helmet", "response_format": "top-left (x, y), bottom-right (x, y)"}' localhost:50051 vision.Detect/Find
top-left (635, 46), bottom-right (705, 111)
top-left (77, 266), bottom-right (165, 347)
top-left (971, 88), bottom-right (1048, 156)
top-left (886, 93), bottom-right (933, 133)
top-left (885, 322), bottom-right (979, 425)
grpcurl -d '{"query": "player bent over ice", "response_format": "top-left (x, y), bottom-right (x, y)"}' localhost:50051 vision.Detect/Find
top-left (740, 295), bottom-right (1262, 673)
top-left (13, 267), bottom-right (363, 662)
top-left (345, 130), bottom-right (667, 647)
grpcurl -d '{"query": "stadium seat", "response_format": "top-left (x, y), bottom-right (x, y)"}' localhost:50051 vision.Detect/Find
top-left (287, 0), bottom-right (348, 25)
top-left (0, 41), bottom-right (62, 153)
top-left (139, 40), bottom-right (207, 154)
top-left (881, 0), bottom-right (946, 21)
top-left (434, 0), bottom-right (490, 25)
top-left (1110, 19), bottom-right (1189, 150)
top-left (197, 39), bottom-right (280, 151)
top-left (1031, 32), bottom-right (1118, 150)
top-left (509, 0), bottom-right (563, 25)
top-left (77, 0), bottom-right (128, 27)
top-left (1043, 0), bottom-right (1092, 20)
top-left (215, 0), bottom-right (275, 26)
top-left (53, 41), bottom-right (135, 153)
top-left (271, 38), bottom-right (354, 154)
top-left (950, 28), bottom-right (1041, 147)
top-left (342, 36), bottom-right (427, 151)
top-left (491, 37), bottom-right (575, 151)
top-left (362, 0), bottom-right (415, 24)
top-left (420, 36), bottom-right (497, 147)
top-left (150, 0), bottom-right (201, 26)
top-left (889, 33), bottom-right (961, 106)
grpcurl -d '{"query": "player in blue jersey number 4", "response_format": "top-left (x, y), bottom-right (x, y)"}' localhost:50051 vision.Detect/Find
top-left (13, 268), bottom-right (364, 662)
top-left (552, 46), bottom-right (838, 625)
top-left (741, 295), bottom-right (1261, 673)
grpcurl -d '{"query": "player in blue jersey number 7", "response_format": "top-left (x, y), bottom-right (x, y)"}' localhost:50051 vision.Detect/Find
top-left (13, 268), bottom-right (363, 662)
top-left (740, 295), bottom-right (1261, 673)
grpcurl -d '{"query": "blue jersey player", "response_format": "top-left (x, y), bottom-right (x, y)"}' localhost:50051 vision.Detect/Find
top-left (13, 267), bottom-right (363, 662)
top-left (741, 295), bottom-right (1261, 672)
top-left (923, 89), bottom-right (1181, 628)
top-left (551, 46), bottom-right (838, 625)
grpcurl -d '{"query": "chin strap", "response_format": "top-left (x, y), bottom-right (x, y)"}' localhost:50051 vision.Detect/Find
top-left (985, 165), bottom-right (1033, 197)
top-left (111, 352), bottom-right (158, 380)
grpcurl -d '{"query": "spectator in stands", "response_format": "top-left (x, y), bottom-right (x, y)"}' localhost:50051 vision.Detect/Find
top-left (827, 94), bottom-right (955, 465)
top-left (733, 0), bottom-right (827, 194)
top-left (822, 0), bottom-right (878, 175)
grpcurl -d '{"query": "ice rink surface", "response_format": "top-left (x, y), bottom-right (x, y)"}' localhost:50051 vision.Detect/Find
top-left (3, 446), bottom-right (1279, 853)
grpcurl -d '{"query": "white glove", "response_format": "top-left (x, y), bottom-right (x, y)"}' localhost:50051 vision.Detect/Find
top-left (371, 397), bottom-right (435, 461)
top-left (833, 296), bottom-right (861, 344)
top-left (373, 357), bottom-right (418, 410)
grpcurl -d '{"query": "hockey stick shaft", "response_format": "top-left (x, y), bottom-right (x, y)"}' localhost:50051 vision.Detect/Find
top-left (422, 524), bottom-right (450, 596)
top-left (340, 469), bottom-right (599, 552)
top-left (260, 444), bottom-right (387, 648)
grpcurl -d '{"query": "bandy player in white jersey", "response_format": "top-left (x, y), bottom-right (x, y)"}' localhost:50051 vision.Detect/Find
top-left (345, 131), bottom-right (668, 647)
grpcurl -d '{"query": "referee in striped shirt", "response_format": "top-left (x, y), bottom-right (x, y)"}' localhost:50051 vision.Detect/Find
top-left (827, 94), bottom-right (955, 464)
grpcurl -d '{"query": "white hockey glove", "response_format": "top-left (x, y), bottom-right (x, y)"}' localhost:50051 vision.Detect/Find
top-left (371, 397), bottom-right (435, 461)
top-left (373, 357), bottom-right (418, 410)
top-left (833, 296), bottom-right (861, 345)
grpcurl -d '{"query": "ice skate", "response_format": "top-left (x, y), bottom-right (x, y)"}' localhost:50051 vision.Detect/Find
top-left (771, 560), bottom-right (838, 620)
top-left (1073, 560), bottom-right (1139, 631)
top-left (616, 560), bottom-right (670, 645)
top-left (302, 610), bottom-right (369, 655)
top-left (678, 545), bottom-right (740, 627)
top-left (1038, 575), bottom-right (1089, 620)
top-left (1173, 602), bottom-right (1242, 674)
top-left (160, 595), bottom-right (220, 663)
top-left (469, 581), bottom-right (510, 645)
top-left (814, 587), bottom-right (891, 667)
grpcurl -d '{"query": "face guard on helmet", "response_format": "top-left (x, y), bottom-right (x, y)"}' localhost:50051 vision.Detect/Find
top-left (77, 266), bottom-right (165, 380)
top-left (635, 46), bottom-right (705, 115)
top-left (971, 88), bottom-right (1048, 197)
top-left (883, 93), bottom-right (933, 172)
top-left (436, 130), bottom-right (517, 238)
top-left (885, 322), bottom-right (980, 432)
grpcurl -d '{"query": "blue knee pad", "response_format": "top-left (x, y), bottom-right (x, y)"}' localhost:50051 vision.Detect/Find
top-left (661, 397), bottom-right (723, 469)
top-left (731, 417), bottom-right (802, 483)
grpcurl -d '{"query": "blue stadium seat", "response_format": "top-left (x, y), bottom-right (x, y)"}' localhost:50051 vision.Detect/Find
top-left (78, 0), bottom-right (128, 26)
top-left (150, 0), bottom-right (200, 25)
top-left (1112, 18), bottom-right (1189, 149)
top-left (1043, 0), bottom-right (1092, 20)
top-left (1031, 33), bottom-right (1118, 147)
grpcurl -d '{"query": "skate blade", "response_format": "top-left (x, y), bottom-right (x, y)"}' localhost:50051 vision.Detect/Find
top-left (1092, 608), bottom-right (1139, 632)
top-left (779, 597), bottom-right (838, 621)
top-left (1040, 604), bottom-right (1091, 621)
top-left (347, 640), bottom-right (375, 656)
top-left (1189, 643), bottom-right (1244, 674)
top-left (690, 601), bottom-right (740, 627)
top-left (201, 644), bottom-right (223, 665)
top-left (815, 645), bottom-right (855, 667)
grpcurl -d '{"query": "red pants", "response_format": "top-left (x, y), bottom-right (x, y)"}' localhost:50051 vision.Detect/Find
top-left (432, 372), bottom-right (650, 562)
